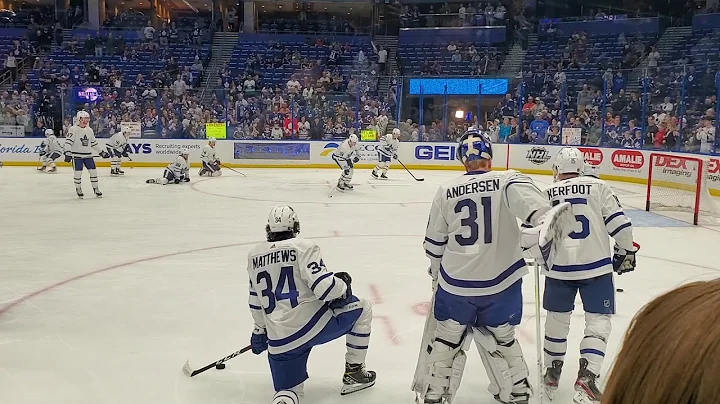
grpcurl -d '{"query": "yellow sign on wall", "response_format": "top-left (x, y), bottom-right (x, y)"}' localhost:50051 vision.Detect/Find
top-left (206, 122), bottom-right (227, 139)
top-left (360, 129), bottom-right (377, 141)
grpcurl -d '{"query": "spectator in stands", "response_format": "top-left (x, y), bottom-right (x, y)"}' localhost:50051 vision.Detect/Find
top-left (4, 51), bottom-right (17, 82)
top-left (648, 47), bottom-right (660, 73)
top-left (143, 21), bottom-right (156, 42)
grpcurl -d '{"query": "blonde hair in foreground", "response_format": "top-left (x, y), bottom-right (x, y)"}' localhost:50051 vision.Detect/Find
top-left (603, 279), bottom-right (720, 404)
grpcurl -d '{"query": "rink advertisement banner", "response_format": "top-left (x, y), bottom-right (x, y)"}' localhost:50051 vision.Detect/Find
top-left (0, 138), bottom-right (44, 160)
top-left (0, 125), bottom-right (25, 138)
top-left (233, 142), bottom-right (310, 160)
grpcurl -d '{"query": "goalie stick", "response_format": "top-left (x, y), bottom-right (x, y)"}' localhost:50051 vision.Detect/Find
top-left (397, 159), bottom-right (425, 182)
top-left (182, 345), bottom-right (252, 377)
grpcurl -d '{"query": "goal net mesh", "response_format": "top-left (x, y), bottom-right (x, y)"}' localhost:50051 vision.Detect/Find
top-left (646, 153), bottom-right (720, 223)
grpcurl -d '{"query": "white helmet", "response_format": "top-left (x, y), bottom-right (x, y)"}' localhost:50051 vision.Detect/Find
top-left (392, 128), bottom-right (401, 137)
top-left (180, 149), bottom-right (190, 156)
top-left (552, 147), bottom-right (585, 180)
top-left (207, 137), bottom-right (216, 143)
top-left (76, 111), bottom-right (90, 120)
top-left (266, 206), bottom-right (300, 240)
top-left (44, 129), bottom-right (54, 136)
top-left (348, 134), bottom-right (358, 145)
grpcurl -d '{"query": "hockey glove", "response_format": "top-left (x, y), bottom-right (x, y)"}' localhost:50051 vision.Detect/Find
top-left (329, 272), bottom-right (353, 309)
top-left (393, 153), bottom-right (398, 160)
top-left (352, 156), bottom-right (360, 164)
top-left (174, 178), bottom-right (181, 184)
top-left (250, 325), bottom-right (268, 355)
top-left (613, 242), bottom-right (640, 275)
top-left (64, 152), bottom-right (72, 163)
top-left (123, 145), bottom-right (131, 157)
top-left (99, 150), bottom-right (110, 159)
top-left (39, 150), bottom-right (47, 157)
top-left (183, 177), bottom-right (190, 182)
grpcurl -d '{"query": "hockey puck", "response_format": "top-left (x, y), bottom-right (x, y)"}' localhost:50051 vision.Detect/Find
top-left (215, 363), bottom-right (226, 370)
top-left (616, 288), bottom-right (624, 292)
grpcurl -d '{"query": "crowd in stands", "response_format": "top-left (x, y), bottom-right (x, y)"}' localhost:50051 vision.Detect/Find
top-left (258, 14), bottom-right (362, 34)
top-left (400, 2), bottom-right (508, 28)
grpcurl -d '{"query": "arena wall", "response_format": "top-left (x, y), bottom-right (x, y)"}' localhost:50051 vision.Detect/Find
top-left (2, 138), bottom-right (719, 195)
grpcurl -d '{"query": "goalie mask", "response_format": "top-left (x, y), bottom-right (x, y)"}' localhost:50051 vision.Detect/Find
top-left (266, 206), bottom-right (301, 240)
top-left (456, 129), bottom-right (493, 163)
top-left (552, 147), bottom-right (585, 181)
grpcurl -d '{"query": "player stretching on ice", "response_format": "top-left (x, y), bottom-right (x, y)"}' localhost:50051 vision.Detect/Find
top-left (64, 111), bottom-right (110, 198)
top-left (331, 134), bottom-right (360, 191)
top-left (146, 150), bottom-right (190, 184)
top-left (247, 206), bottom-right (375, 404)
top-left (371, 128), bottom-right (400, 180)
top-left (198, 137), bottom-right (222, 177)
top-left (413, 129), bottom-right (575, 404)
top-left (106, 129), bottom-right (131, 176)
top-left (541, 148), bottom-right (637, 404)
top-left (38, 129), bottom-right (62, 173)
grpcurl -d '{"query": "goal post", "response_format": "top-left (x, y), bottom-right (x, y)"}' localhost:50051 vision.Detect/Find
top-left (645, 152), bottom-right (720, 225)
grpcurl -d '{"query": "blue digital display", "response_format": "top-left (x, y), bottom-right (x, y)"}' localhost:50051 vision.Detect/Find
top-left (234, 142), bottom-right (310, 160)
top-left (408, 78), bottom-right (508, 96)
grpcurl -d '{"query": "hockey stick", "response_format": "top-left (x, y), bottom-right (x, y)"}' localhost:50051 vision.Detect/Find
top-left (220, 163), bottom-right (247, 177)
top-left (182, 345), bottom-right (252, 377)
top-left (396, 159), bottom-right (424, 182)
top-left (533, 260), bottom-right (544, 404)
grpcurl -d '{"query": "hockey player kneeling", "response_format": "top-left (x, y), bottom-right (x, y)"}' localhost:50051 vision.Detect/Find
top-left (199, 137), bottom-right (222, 177)
top-left (246, 206), bottom-right (375, 404)
top-left (146, 150), bottom-right (190, 184)
top-left (38, 129), bottom-right (62, 173)
top-left (412, 129), bottom-right (575, 404)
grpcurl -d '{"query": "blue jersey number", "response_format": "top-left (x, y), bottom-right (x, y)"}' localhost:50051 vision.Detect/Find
top-left (454, 197), bottom-right (492, 245)
top-left (553, 198), bottom-right (590, 239)
top-left (256, 266), bottom-right (299, 314)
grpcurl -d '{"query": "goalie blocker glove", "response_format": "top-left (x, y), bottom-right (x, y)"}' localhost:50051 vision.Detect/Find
top-left (613, 241), bottom-right (640, 275)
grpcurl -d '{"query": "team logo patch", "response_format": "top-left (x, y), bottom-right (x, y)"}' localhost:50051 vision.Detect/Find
top-left (526, 147), bottom-right (551, 165)
top-left (604, 300), bottom-right (610, 308)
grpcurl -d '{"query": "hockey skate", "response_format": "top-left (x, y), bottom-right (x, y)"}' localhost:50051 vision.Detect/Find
top-left (47, 167), bottom-right (57, 173)
top-left (573, 359), bottom-right (602, 404)
top-left (344, 182), bottom-right (354, 190)
top-left (110, 168), bottom-right (119, 176)
top-left (541, 360), bottom-right (564, 402)
top-left (117, 169), bottom-right (125, 175)
top-left (380, 172), bottom-right (388, 180)
top-left (340, 362), bottom-right (376, 395)
top-left (493, 378), bottom-right (532, 404)
top-left (76, 188), bottom-right (84, 199)
top-left (94, 188), bottom-right (103, 198)
top-left (146, 179), bottom-right (156, 184)
top-left (198, 168), bottom-right (206, 176)
top-left (37, 166), bottom-right (46, 172)
top-left (371, 170), bottom-right (379, 179)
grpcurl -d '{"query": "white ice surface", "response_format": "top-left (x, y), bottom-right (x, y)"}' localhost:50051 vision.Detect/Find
top-left (1, 166), bottom-right (719, 404)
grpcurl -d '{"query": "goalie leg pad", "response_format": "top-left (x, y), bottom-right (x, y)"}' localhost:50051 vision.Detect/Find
top-left (420, 320), bottom-right (469, 403)
top-left (475, 324), bottom-right (531, 402)
top-left (580, 312), bottom-right (611, 375)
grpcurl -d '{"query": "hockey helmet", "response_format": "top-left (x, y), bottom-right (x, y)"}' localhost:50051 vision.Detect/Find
top-left (456, 128), bottom-right (493, 163)
top-left (180, 149), bottom-right (190, 156)
top-left (44, 129), bottom-right (54, 136)
top-left (392, 128), bottom-right (401, 138)
top-left (207, 137), bottom-right (217, 144)
top-left (553, 147), bottom-right (585, 179)
top-left (348, 134), bottom-right (359, 146)
top-left (266, 206), bottom-right (300, 236)
top-left (76, 111), bottom-right (90, 120)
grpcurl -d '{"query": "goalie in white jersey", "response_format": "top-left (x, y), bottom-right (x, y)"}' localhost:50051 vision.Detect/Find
top-left (541, 148), bottom-right (638, 404)
top-left (246, 206), bottom-right (375, 404)
top-left (146, 150), bottom-right (190, 185)
top-left (106, 129), bottom-right (131, 176)
top-left (371, 128), bottom-right (400, 180)
top-left (331, 134), bottom-right (360, 191)
top-left (198, 137), bottom-right (222, 177)
top-left (38, 129), bottom-right (62, 173)
top-left (64, 111), bottom-right (110, 198)
top-left (413, 129), bottom-right (575, 404)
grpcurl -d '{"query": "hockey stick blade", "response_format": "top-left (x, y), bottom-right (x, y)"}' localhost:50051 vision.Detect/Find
top-left (182, 345), bottom-right (252, 377)
top-left (397, 159), bottom-right (424, 181)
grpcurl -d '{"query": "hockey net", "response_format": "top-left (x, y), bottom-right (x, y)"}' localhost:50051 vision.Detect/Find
top-left (645, 152), bottom-right (720, 225)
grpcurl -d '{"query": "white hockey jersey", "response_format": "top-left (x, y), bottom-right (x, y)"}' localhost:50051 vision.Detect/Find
top-left (424, 170), bottom-right (551, 296)
top-left (64, 125), bottom-right (102, 157)
top-left (43, 134), bottom-right (63, 154)
top-left (166, 155), bottom-right (189, 179)
top-left (106, 132), bottom-right (129, 152)
top-left (200, 144), bottom-right (218, 164)
top-left (544, 176), bottom-right (634, 280)
top-left (378, 134), bottom-right (399, 158)
top-left (247, 238), bottom-right (347, 354)
top-left (331, 139), bottom-right (359, 162)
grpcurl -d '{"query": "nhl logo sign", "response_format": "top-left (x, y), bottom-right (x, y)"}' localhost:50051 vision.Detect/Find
top-left (526, 147), bottom-right (551, 165)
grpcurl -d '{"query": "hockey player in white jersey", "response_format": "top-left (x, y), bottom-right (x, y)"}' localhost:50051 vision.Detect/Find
top-left (331, 134), bottom-right (360, 191)
top-left (146, 150), bottom-right (191, 184)
top-left (64, 111), bottom-right (110, 198)
top-left (198, 137), bottom-right (222, 177)
top-left (413, 129), bottom-right (575, 404)
top-left (541, 148), bottom-right (638, 404)
top-left (371, 128), bottom-right (400, 180)
top-left (38, 129), bottom-right (63, 173)
top-left (247, 206), bottom-right (375, 404)
top-left (106, 129), bottom-right (131, 176)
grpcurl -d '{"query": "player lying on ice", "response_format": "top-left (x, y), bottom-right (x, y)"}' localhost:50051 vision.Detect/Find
top-left (146, 150), bottom-right (191, 184)
top-left (412, 128), bottom-right (577, 404)
top-left (246, 206), bottom-right (375, 404)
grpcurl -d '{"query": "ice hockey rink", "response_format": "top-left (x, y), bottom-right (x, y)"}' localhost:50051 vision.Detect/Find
top-left (1, 166), bottom-right (719, 404)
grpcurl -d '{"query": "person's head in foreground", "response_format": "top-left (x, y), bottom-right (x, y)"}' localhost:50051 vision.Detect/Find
top-left (603, 279), bottom-right (720, 403)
